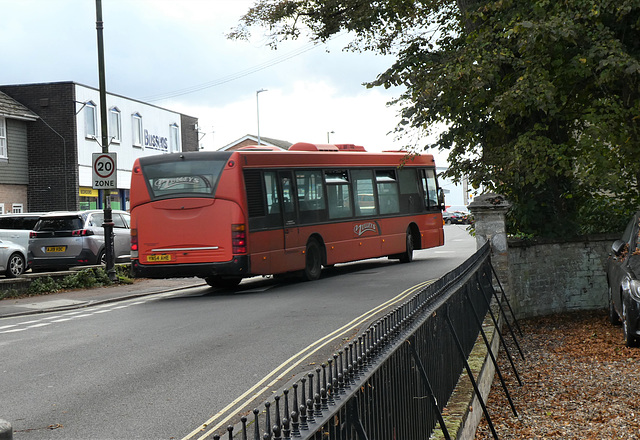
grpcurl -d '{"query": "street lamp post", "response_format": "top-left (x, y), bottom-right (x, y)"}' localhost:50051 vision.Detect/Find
top-left (256, 89), bottom-right (267, 145)
top-left (95, 0), bottom-right (116, 282)
top-left (327, 130), bottom-right (335, 143)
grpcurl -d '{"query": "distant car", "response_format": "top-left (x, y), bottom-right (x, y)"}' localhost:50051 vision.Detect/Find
top-left (443, 210), bottom-right (472, 225)
top-left (0, 239), bottom-right (27, 277)
top-left (28, 210), bottom-right (131, 271)
top-left (606, 211), bottom-right (640, 347)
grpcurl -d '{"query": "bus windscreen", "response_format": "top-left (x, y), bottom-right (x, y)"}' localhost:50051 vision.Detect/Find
top-left (141, 160), bottom-right (226, 199)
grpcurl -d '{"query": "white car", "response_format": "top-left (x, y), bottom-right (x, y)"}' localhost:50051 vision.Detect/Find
top-left (0, 239), bottom-right (27, 278)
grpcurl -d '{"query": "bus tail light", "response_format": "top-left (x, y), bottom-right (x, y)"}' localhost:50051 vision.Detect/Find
top-left (232, 224), bottom-right (247, 254)
top-left (130, 228), bottom-right (139, 258)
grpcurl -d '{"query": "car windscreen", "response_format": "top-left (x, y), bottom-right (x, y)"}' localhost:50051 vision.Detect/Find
top-left (35, 217), bottom-right (83, 231)
top-left (140, 159), bottom-right (226, 199)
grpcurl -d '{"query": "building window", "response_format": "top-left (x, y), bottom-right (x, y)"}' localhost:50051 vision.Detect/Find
top-left (132, 113), bottom-right (143, 147)
top-left (109, 107), bottom-right (121, 143)
top-left (12, 204), bottom-right (23, 214)
top-left (0, 204), bottom-right (4, 214)
top-left (85, 101), bottom-right (97, 139)
top-left (0, 117), bottom-right (7, 159)
top-left (169, 123), bottom-right (179, 153)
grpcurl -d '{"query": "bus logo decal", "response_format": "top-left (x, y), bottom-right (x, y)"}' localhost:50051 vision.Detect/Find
top-left (153, 176), bottom-right (202, 190)
top-left (354, 222), bottom-right (379, 236)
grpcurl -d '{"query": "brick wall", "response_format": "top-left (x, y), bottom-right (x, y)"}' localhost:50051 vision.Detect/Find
top-left (0, 184), bottom-right (27, 212)
top-left (180, 114), bottom-right (199, 152)
top-left (507, 235), bottom-right (618, 318)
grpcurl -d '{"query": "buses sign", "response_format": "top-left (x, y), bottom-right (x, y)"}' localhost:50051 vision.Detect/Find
top-left (92, 152), bottom-right (117, 189)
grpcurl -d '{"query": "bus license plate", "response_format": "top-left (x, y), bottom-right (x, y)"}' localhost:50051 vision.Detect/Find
top-left (45, 246), bottom-right (67, 253)
top-left (147, 254), bottom-right (171, 262)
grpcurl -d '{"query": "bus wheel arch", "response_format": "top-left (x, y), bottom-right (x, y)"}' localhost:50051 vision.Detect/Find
top-left (303, 236), bottom-right (324, 281)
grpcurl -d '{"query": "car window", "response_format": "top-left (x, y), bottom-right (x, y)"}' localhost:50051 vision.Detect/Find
top-left (88, 213), bottom-right (104, 227)
top-left (113, 214), bottom-right (127, 228)
top-left (36, 217), bottom-right (83, 231)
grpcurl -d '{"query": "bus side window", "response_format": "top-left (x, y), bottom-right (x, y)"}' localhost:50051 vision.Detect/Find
top-left (296, 170), bottom-right (326, 223)
top-left (325, 170), bottom-right (353, 219)
top-left (376, 170), bottom-right (400, 215)
top-left (264, 171), bottom-right (280, 215)
top-left (398, 168), bottom-right (422, 214)
top-left (352, 169), bottom-right (377, 217)
top-left (421, 169), bottom-right (439, 209)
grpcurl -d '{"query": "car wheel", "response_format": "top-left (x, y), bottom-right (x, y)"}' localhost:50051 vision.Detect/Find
top-left (98, 250), bottom-right (106, 265)
top-left (6, 252), bottom-right (25, 278)
top-left (399, 228), bottom-right (414, 263)
top-left (205, 275), bottom-right (242, 289)
top-left (622, 300), bottom-right (639, 347)
top-left (608, 286), bottom-right (621, 325)
top-left (303, 239), bottom-right (323, 281)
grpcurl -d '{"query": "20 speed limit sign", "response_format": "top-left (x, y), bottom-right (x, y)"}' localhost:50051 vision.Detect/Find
top-left (92, 152), bottom-right (118, 189)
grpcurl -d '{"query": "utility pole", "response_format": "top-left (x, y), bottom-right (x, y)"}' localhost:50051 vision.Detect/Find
top-left (95, 0), bottom-right (116, 282)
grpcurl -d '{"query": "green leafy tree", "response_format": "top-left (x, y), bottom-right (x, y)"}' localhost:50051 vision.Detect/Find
top-left (231, 0), bottom-right (640, 237)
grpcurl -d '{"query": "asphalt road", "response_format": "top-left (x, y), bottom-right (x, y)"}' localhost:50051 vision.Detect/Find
top-left (1, 225), bottom-right (476, 440)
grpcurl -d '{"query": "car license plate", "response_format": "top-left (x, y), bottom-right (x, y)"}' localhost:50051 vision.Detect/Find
top-left (45, 246), bottom-right (67, 253)
top-left (147, 254), bottom-right (171, 262)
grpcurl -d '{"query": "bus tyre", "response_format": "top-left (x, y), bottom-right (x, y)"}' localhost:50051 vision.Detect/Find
top-left (303, 239), bottom-right (322, 281)
top-left (399, 229), bottom-right (414, 264)
top-left (205, 275), bottom-right (242, 289)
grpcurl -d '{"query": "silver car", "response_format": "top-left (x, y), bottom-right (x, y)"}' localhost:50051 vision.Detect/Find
top-left (0, 239), bottom-right (27, 277)
top-left (28, 210), bottom-right (131, 271)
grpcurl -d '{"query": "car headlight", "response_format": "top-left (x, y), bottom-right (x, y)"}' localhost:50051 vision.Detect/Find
top-left (622, 278), bottom-right (640, 302)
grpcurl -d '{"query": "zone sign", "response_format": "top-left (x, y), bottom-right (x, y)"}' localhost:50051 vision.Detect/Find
top-left (92, 153), bottom-right (118, 189)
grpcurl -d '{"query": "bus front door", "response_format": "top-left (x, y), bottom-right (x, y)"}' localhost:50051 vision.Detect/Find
top-left (278, 171), bottom-right (303, 268)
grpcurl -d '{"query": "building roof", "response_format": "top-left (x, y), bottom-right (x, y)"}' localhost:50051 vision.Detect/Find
top-left (0, 91), bottom-right (38, 121)
top-left (220, 134), bottom-right (293, 151)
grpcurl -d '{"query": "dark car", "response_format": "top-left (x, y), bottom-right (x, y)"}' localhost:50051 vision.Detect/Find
top-left (606, 211), bottom-right (640, 347)
top-left (443, 210), bottom-right (472, 225)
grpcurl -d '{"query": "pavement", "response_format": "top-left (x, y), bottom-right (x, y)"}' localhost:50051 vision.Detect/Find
top-left (0, 277), bottom-right (205, 318)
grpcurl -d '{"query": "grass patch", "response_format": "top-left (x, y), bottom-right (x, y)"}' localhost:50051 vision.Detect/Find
top-left (0, 264), bottom-right (134, 300)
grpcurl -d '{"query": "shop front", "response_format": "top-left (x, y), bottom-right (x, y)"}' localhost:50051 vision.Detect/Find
top-left (79, 187), bottom-right (129, 211)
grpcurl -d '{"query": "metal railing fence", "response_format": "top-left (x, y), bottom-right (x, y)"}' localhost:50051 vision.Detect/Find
top-left (216, 242), bottom-right (513, 439)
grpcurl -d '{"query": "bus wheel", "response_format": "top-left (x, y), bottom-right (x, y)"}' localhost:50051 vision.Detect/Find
top-left (399, 229), bottom-right (414, 263)
top-left (205, 275), bottom-right (242, 289)
top-left (303, 239), bottom-right (323, 281)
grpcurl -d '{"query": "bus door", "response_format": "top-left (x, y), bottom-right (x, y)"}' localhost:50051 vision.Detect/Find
top-left (278, 171), bottom-right (303, 264)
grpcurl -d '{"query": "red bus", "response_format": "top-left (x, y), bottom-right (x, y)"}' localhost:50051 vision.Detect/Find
top-left (129, 142), bottom-right (445, 288)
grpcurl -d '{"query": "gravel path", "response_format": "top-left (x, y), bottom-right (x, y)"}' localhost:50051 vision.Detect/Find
top-left (474, 310), bottom-right (640, 439)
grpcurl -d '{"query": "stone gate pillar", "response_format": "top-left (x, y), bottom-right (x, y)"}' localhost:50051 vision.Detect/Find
top-left (468, 193), bottom-right (513, 307)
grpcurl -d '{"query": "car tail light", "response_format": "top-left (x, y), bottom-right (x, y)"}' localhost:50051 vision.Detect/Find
top-left (130, 228), bottom-right (138, 258)
top-left (72, 229), bottom-right (94, 237)
top-left (29, 231), bottom-right (37, 238)
top-left (232, 224), bottom-right (247, 254)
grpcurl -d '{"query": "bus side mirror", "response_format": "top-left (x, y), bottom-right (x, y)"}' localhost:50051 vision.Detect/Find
top-left (438, 188), bottom-right (445, 209)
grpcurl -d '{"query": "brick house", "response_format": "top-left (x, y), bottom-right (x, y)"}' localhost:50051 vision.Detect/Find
top-left (0, 91), bottom-right (39, 214)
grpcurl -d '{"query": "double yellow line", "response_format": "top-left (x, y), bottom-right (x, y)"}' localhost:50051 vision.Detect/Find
top-left (182, 279), bottom-right (435, 440)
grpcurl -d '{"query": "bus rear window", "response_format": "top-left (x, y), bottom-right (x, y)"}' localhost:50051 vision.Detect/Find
top-left (141, 160), bottom-right (226, 199)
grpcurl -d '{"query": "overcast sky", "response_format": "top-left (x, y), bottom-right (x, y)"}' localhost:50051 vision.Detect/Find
top-left (1, 0), bottom-right (450, 159)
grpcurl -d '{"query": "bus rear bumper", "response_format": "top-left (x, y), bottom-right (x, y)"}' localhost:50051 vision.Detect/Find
top-left (131, 256), bottom-right (249, 279)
